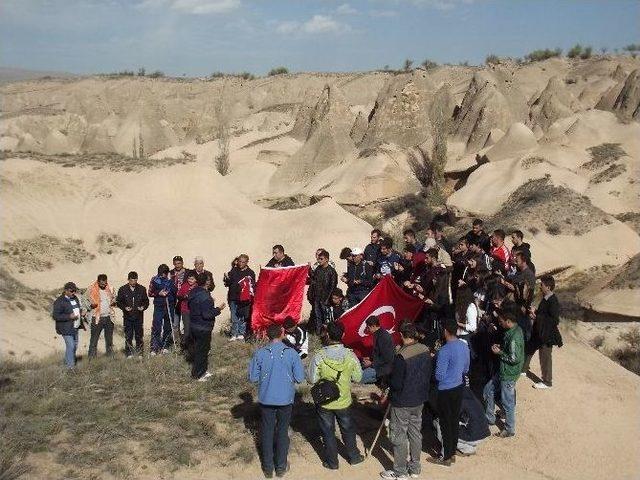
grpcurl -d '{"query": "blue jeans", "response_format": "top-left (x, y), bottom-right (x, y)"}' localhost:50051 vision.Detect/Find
top-left (151, 302), bottom-right (174, 352)
top-left (230, 301), bottom-right (247, 337)
top-left (62, 331), bottom-right (78, 368)
top-left (360, 366), bottom-right (377, 384)
top-left (316, 406), bottom-right (361, 468)
top-left (483, 375), bottom-right (517, 434)
top-left (260, 403), bottom-right (292, 474)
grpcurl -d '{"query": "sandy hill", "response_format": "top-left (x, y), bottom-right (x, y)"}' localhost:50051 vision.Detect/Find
top-left (1, 55), bottom-right (640, 357)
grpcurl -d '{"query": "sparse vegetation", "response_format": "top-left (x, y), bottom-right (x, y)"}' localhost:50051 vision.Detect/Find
top-left (610, 328), bottom-right (640, 375)
top-left (403, 59), bottom-right (414, 72)
top-left (590, 163), bottom-right (627, 184)
top-left (485, 54), bottom-right (501, 65)
top-left (590, 334), bottom-right (605, 350)
top-left (0, 338), bottom-right (260, 479)
top-left (214, 83), bottom-right (231, 176)
top-left (421, 59), bottom-right (438, 70)
top-left (622, 43), bottom-right (640, 54)
top-left (0, 236), bottom-right (93, 273)
top-left (525, 48), bottom-right (562, 62)
top-left (95, 233), bottom-right (134, 255)
top-left (138, 67), bottom-right (146, 77)
top-left (380, 193), bottom-right (434, 232)
top-left (582, 143), bottom-right (627, 170)
top-left (268, 66), bottom-right (289, 76)
top-left (0, 151), bottom-right (194, 172)
top-left (608, 254), bottom-right (640, 290)
top-left (567, 44), bottom-right (592, 59)
top-left (546, 224), bottom-right (561, 235)
top-left (148, 70), bottom-right (165, 78)
top-left (521, 156), bottom-right (546, 169)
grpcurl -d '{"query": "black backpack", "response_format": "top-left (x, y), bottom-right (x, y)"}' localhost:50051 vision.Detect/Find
top-left (310, 357), bottom-right (344, 406)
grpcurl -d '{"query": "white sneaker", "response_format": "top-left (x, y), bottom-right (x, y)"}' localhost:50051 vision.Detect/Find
top-left (197, 372), bottom-right (213, 382)
top-left (533, 382), bottom-right (551, 389)
top-left (237, 335), bottom-right (245, 341)
top-left (161, 348), bottom-right (170, 355)
top-left (380, 471), bottom-right (408, 480)
top-left (150, 351), bottom-right (157, 357)
top-left (520, 372), bottom-right (527, 377)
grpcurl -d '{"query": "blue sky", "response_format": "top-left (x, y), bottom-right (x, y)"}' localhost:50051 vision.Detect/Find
top-left (1, 0), bottom-right (638, 76)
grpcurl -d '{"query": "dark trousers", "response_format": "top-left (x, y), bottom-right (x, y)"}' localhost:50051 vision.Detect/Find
top-left (260, 403), bottom-right (293, 474)
top-left (437, 385), bottom-right (463, 460)
top-left (88, 316), bottom-right (114, 357)
top-left (347, 290), bottom-right (368, 307)
top-left (191, 329), bottom-right (212, 379)
top-left (316, 406), bottom-right (361, 468)
top-left (524, 344), bottom-right (553, 385)
top-left (309, 300), bottom-right (328, 335)
top-left (151, 304), bottom-right (173, 352)
top-left (123, 317), bottom-right (143, 356)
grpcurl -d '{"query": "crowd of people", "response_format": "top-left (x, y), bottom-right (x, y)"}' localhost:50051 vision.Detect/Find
top-left (52, 218), bottom-right (564, 479)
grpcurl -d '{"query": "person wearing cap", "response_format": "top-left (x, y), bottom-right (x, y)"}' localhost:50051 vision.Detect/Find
top-left (52, 282), bottom-right (86, 368)
top-left (116, 271), bottom-right (150, 358)
top-left (343, 247), bottom-right (374, 306)
top-left (87, 273), bottom-right (116, 358)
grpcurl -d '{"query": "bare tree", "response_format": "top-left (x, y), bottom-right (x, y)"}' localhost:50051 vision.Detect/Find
top-left (214, 82), bottom-right (231, 176)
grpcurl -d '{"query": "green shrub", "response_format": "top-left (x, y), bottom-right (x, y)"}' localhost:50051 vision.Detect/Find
top-left (268, 66), bottom-right (288, 76)
top-left (421, 59), bottom-right (438, 70)
top-left (567, 44), bottom-right (583, 58)
top-left (148, 70), bottom-right (165, 78)
top-left (403, 59), bottom-right (413, 71)
top-left (525, 48), bottom-right (562, 62)
top-left (485, 54), bottom-right (501, 65)
top-left (580, 46), bottom-right (593, 59)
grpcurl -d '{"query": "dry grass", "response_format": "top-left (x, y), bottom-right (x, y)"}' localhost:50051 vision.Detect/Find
top-left (590, 163), bottom-right (627, 184)
top-left (608, 254), bottom-right (640, 290)
top-left (615, 212), bottom-right (640, 234)
top-left (0, 268), bottom-right (58, 313)
top-left (1, 151), bottom-right (194, 172)
top-left (0, 336), bottom-right (259, 479)
top-left (489, 177), bottom-right (612, 236)
top-left (610, 328), bottom-right (640, 375)
top-left (95, 233), bottom-right (134, 255)
top-left (0, 236), bottom-right (93, 273)
top-left (582, 143), bottom-right (627, 171)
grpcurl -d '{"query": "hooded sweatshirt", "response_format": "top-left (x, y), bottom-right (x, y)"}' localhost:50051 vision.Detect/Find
top-left (307, 343), bottom-right (362, 410)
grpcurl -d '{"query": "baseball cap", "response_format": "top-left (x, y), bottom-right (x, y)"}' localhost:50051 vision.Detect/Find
top-left (351, 247), bottom-right (364, 256)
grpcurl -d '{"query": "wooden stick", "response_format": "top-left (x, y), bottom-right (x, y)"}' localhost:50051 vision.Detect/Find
top-left (366, 401), bottom-right (391, 459)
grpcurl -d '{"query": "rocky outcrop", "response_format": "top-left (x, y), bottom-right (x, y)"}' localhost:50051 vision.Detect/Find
top-left (528, 76), bottom-right (582, 130)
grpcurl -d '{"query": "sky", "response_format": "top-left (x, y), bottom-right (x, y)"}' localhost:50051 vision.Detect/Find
top-left (1, 0), bottom-right (638, 76)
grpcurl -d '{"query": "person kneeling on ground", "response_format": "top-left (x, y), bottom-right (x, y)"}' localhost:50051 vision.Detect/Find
top-left (361, 315), bottom-right (395, 386)
top-left (380, 322), bottom-right (431, 480)
top-left (456, 385), bottom-right (491, 456)
top-left (483, 304), bottom-right (524, 437)
top-left (249, 324), bottom-right (305, 478)
top-left (187, 273), bottom-right (225, 382)
top-left (307, 322), bottom-right (364, 470)
top-left (282, 317), bottom-right (309, 359)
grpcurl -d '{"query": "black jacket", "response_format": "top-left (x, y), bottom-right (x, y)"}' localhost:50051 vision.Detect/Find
top-left (533, 294), bottom-right (563, 347)
top-left (188, 269), bottom-right (215, 292)
top-left (372, 328), bottom-right (395, 377)
top-left (364, 242), bottom-right (380, 266)
top-left (52, 294), bottom-right (82, 335)
top-left (389, 342), bottom-right (432, 407)
top-left (116, 284), bottom-right (149, 322)
top-left (459, 386), bottom-right (491, 442)
top-left (346, 261), bottom-right (374, 296)
top-left (224, 266), bottom-right (256, 303)
top-left (188, 286), bottom-right (222, 332)
top-left (307, 264), bottom-right (338, 304)
top-left (465, 230), bottom-right (491, 253)
top-left (266, 255), bottom-right (295, 268)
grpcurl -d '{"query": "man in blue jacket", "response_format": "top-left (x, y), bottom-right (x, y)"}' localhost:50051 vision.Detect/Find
top-left (188, 273), bottom-right (225, 381)
top-left (249, 324), bottom-right (305, 478)
top-left (431, 322), bottom-right (470, 467)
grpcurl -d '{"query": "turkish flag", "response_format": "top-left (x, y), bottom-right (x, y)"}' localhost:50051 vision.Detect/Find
top-left (251, 265), bottom-right (308, 333)
top-left (339, 275), bottom-right (424, 358)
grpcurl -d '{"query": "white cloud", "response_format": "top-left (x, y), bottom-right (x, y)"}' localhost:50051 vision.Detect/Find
top-left (411, 0), bottom-right (476, 10)
top-left (275, 15), bottom-right (350, 35)
top-left (336, 3), bottom-right (357, 15)
top-left (138, 0), bottom-right (240, 15)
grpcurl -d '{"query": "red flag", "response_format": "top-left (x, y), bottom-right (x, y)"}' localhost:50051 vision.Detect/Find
top-left (251, 265), bottom-right (308, 333)
top-left (339, 275), bottom-right (424, 358)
